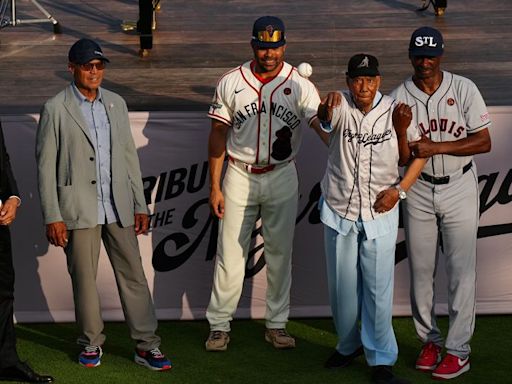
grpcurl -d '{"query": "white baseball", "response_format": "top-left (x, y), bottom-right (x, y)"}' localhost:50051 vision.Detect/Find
top-left (297, 62), bottom-right (313, 78)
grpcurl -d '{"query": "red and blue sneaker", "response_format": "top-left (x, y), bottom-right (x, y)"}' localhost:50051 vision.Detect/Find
top-left (79, 345), bottom-right (103, 367)
top-left (134, 348), bottom-right (172, 371)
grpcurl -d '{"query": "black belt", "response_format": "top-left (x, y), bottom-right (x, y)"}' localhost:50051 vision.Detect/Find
top-left (420, 162), bottom-right (472, 185)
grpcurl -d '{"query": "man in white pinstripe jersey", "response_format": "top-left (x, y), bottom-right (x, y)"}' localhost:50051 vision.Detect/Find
top-left (318, 53), bottom-right (427, 384)
top-left (205, 16), bottom-right (323, 352)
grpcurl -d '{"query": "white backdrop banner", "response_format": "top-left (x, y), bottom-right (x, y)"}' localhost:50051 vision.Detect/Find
top-left (3, 108), bottom-right (511, 323)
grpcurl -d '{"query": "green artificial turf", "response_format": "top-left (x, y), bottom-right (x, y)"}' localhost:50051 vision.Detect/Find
top-left (12, 316), bottom-right (512, 383)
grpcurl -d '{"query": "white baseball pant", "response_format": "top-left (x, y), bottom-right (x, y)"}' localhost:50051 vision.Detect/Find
top-left (206, 160), bottom-right (298, 331)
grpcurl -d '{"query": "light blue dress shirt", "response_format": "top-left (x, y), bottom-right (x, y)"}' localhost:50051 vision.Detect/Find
top-left (319, 196), bottom-right (397, 240)
top-left (72, 84), bottom-right (119, 224)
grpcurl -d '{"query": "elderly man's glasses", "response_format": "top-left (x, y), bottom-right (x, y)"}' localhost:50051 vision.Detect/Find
top-left (78, 62), bottom-right (106, 71)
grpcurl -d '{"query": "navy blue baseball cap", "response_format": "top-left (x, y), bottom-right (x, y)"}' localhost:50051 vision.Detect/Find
top-left (409, 26), bottom-right (444, 57)
top-left (251, 16), bottom-right (286, 48)
top-left (68, 38), bottom-right (110, 65)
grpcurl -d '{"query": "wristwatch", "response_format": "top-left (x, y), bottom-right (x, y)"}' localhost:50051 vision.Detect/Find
top-left (395, 184), bottom-right (407, 200)
top-left (319, 120), bottom-right (333, 132)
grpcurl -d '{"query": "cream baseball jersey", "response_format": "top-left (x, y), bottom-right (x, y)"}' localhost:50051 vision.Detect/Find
top-left (321, 91), bottom-right (420, 222)
top-left (390, 71), bottom-right (491, 176)
top-left (208, 61), bottom-right (321, 165)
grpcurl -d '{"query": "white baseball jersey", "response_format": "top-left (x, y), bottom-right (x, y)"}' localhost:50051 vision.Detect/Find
top-left (390, 71), bottom-right (491, 176)
top-left (208, 60), bottom-right (321, 165)
top-left (321, 91), bottom-right (420, 222)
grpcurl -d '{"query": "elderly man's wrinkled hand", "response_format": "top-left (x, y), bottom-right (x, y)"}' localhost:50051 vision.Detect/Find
top-left (392, 102), bottom-right (412, 137)
top-left (318, 92), bottom-right (341, 122)
top-left (373, 188), bottom-right (399, 213)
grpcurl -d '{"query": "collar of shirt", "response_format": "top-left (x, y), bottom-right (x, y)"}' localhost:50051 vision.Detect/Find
top-left (250, 60), bottom-right (281, 84)
top-left (373, 91), bottom-right (382, 107)
top-left (71, 82), bottom-right (104, 106)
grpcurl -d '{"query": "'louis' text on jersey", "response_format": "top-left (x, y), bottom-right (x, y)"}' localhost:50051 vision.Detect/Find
top-left (418, 118), bottom-right (465, 138)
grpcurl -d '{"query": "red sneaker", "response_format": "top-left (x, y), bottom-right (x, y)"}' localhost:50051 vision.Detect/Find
top-left (432, 353), bottom-right (470, 380)
top-left (415, 342), bottom-right (442, 371)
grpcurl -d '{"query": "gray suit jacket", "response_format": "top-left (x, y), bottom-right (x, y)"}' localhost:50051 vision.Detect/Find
top-left (36, 84), bottom-right (148, 230)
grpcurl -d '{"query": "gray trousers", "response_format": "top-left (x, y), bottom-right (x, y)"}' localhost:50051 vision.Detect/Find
top-left (404, 167), bottom-right (478, 358)
top-left (64, 223), bottom-right (160, 350)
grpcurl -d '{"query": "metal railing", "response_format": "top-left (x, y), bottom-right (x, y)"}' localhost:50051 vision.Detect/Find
top-left (0, 0), bottom-right (60, 33)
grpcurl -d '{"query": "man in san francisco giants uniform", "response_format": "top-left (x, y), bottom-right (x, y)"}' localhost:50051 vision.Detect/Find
top-left (390, 27), bottom-right (491, 380)
top-left (318, 53), bottom-right (426, 384)
top-left (205, 16), bottom-right (322, 351)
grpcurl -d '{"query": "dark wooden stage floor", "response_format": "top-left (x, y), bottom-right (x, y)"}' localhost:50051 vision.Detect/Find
top-left (0, 0), bottom-right (511, 114)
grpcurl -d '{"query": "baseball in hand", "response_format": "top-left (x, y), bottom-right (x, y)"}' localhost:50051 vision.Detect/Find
top-left (297, 62), bottom-right (313, 78)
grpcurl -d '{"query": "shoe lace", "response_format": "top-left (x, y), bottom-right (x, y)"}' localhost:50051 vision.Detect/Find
top-left (439, 353), bottom-right (459, 367)
top-left (83, 346), bottom-right (99, 354)
top-left (148, 348), bottom-right (164, 358)
top-left (272, 329), bottom-right (289, 337)
top-left (210, 331), bottom-right (226, 340)
top-left (421, 342), bottom-right (438, 357)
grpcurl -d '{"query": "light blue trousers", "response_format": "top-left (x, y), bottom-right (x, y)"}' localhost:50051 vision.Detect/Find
top-left (324, 212), bottom-right (399, 366)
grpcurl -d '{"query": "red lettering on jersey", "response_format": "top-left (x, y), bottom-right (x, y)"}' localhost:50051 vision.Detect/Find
top-left (421, 118), bottom-right (467, 138)
top-left (418, 122), bottom-right (429, 135)
top-left (448, 121), bottom-right (457, 134)
top-left (439, 118), bottom-right (448, 132)
top-left (454, 126), bottom-right (464, 138)
top-left (430, 119), bottom-right (438, 132)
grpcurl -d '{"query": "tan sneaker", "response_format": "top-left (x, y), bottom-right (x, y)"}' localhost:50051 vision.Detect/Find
top-left (265, 328), bottom-right (296, 349)
top-left (205, 331), bottom-right (230, 351)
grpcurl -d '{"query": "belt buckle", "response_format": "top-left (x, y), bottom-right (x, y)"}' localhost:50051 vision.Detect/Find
top-left (248, 164), bottom-right (274, 174)
top-left (435, 175), bottom-right (450, 184)
top-left (228, 156), bottom-right (277, 174)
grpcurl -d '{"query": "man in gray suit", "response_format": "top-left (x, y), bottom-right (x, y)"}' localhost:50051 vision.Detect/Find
top-left (36, 38), bottom-right (171, 371)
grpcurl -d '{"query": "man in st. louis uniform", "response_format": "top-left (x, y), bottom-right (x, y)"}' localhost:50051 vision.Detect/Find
top-left (391, 26), bottom-right (492, 380)
top-left (205, 16), bottom-right (322, 351)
